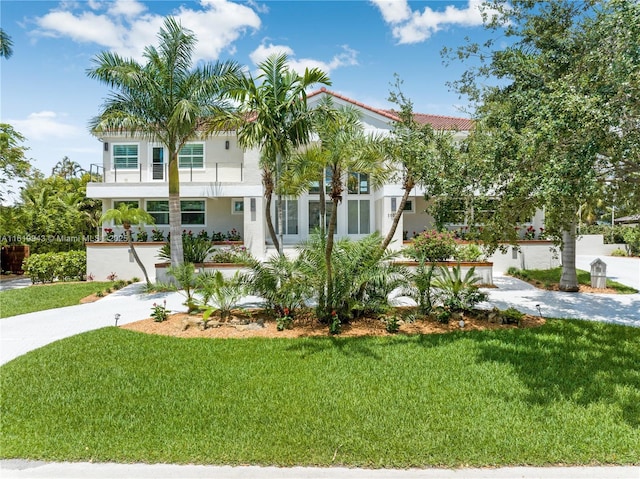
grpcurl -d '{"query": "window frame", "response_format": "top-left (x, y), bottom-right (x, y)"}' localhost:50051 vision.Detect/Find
top-left (178, 142), bottom-right (205, 169)
top-left (231, 198), bottom-right (244, 215)
top-left (111, 144), bottom-right (139, 170)
top-left (180, 199), bottom-right (206, 226)
top-left (146, 200), bottom-right (170, 226)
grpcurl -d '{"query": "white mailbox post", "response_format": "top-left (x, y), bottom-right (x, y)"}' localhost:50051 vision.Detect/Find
top-left (590, 258), bottom-right (607, 289)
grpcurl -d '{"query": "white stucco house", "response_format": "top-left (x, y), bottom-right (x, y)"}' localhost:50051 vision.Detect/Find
top-left (86, 88), bottom-right (548, 280)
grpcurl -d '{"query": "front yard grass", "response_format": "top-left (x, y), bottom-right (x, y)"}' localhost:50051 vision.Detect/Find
top-left (507, 267), bottom-right (638, 294)
top-left (1, 319), bottom-right (638, 467)
top-left (0, 282), bottom-right (114, 318)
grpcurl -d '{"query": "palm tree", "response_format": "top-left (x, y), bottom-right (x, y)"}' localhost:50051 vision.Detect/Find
top-left (87, 17), bottom-right (242, 267)
top-left (226, 53), bottom-right (330, 254)
top-left (0, 29), bottom-right (13, 59)
top-left (100, 203), bottom-right (155, 286)
top-left (52, 156), bottom-right (84, 179)
top-left (304, 98), bottom-right (388, 320)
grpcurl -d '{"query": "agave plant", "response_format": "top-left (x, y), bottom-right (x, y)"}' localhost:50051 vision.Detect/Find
top-left (432, 265), bottom-right (488, 312)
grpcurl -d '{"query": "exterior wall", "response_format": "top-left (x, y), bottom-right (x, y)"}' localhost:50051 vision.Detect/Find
top-left (487, 241), bottom-right (560, 273)
top-left (87, 243), bottom-right (164, 282)
top-left (576, 234), bottom-right (626, 255)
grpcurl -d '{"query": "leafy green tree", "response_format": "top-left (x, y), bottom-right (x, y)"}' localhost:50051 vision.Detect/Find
top-left (0, 28), bottom-right (13, 59)
top-left (100, 203), bottom-right (155, 286)
top-left (382, 76), bottom-right (456, 251)
top-left (0, 124), bottom-right (30, 202)
top-left (445, 0), bottom-right (640, 291)
top-left (87, 17), bottom-right (242, 267)
top-left (226, 53), bottom-right (330, 254)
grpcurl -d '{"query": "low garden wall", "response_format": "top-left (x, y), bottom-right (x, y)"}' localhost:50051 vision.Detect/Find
top-left (155, 262), bottom-right (250, 283)
top-left (394, 261), bottom-right (494, 286)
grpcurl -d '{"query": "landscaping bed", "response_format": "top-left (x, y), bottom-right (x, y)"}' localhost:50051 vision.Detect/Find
top-left (122, 308), bottom-right (545, 339)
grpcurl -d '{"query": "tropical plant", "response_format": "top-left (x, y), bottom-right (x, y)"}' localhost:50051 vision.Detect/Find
top-left (88, 17), bottom-right (243, 267)
top-left (402, 260), bottom-right (436, 315)
top-left (199, 270), bottom-right (246, 321)
top-left (0, 124), bottom-right (30, 202)
top-left (622, 226), bottom-right (640, 256)
top-left (298, 233), bottom-right (406, 327)
top-left (100, 203), bottom-right (155, 286)
top-left (242, 252), bottom-right (311, 318)
top-left (454, 243), bottom-right (485, 262)
top-left (225, 53), bottom-right (331, 254)
top-left (51, 156), bottom-right (84, 179)
top-left (432, 265), bottom-right (488, 313)
top-left (158, 234), bottom-right (214, 264)
top-left (166, 262), bottom-right (198, 312)
top-left (0, 28), bottom-right (13, 59)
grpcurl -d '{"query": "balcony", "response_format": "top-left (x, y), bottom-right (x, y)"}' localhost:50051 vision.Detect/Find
top-left (88, 162), bottom-right (243, 183)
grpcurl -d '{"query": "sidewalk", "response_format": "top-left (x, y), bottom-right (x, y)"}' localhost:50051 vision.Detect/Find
top-left (1, 460), bottom-right (638, 479)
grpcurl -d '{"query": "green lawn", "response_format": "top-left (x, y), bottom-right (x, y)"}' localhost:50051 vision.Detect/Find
top-left (1, 320), bottom-right (638, 467)
top-left (0, 282), bottom-right (114, 318)
top-left (507, 267), bottom-right (638, 294)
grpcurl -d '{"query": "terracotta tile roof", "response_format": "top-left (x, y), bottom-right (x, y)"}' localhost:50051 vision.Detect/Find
top-left (307, 87), bottom-right (473, 131)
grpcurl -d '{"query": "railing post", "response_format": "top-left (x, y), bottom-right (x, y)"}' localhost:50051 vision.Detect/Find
top-left (241, 162), bottom-right (243, 182)
top-left (114, 164), bottom-right (117, 183)
top-left (190, 164), bottom-right (193, 182)
top-left (216, 162), bottom-right (218, 182)
top-left (140, 163), bottom-right (142, 182)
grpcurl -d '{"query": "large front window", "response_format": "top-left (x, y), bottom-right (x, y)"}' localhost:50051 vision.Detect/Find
top-left (181, 200), bottom-right (206, 225)
top-left (178, 143), bottom-right (204, 168)
top-left (275, 199), bottom-right (298, 235)
top-left (348, 199), bottom-right (370, 235)
top-left (144, 200), bottom-right (205, 226)
top-left (113, 144), bottom-right (138, 169)
top-left (308, 200), bottom-right (334, 232)
top-left (147, 200), bottom-right (169, 225)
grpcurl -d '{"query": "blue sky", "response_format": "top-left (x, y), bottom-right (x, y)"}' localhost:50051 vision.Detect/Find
top-left (1, 0), bottom-right (500, 184)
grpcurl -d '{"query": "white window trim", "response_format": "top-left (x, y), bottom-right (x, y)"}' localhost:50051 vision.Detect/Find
top-left (178, 142), bottom-right (206, 170)
top-left (149, 144), bottom-right (166, 181)
top-left (146, 200), bottom-right (170, 226)
top-left (231, 198), bottom-right (244, 215)
top-left (403, 199), bottom-right (415, 214)
top-left (180, 199), bottom-right (206, 227)
top-left (111, 143), bottom-right (140, 171)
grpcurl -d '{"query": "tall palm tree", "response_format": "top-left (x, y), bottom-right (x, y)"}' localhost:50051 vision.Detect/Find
top-left (87, 17), bottom-right (242, 267)
top-left (100, 203), bottom-right (155, 286)
top-left (226, 53), bottom-right (330, 254)
top-left (52, 156), bottom-right (84, 179)
top-left (305, 98), bottom-right (388, 320)
top-left (0, 29), bottom-right (13, 59)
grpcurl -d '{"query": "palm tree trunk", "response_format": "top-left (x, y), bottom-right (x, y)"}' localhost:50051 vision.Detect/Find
top-left (276, 153), bottom-right (284, 256)
top-left (381, 180), bottom-right (414, 252)
top-left (325, 199), bottom-right (339, 317)
top-left (559, 220), bottom-right (579, 292)
top-left (168, 153), bottom-right (183, 267)
top-left (126, 228), bottom-right (151, 286)
top-left (263, 170), bottom-right (279, 252)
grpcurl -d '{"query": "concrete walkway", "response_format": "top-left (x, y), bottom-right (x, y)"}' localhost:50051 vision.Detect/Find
top-left (1, 257), bottom-right (639, 479)
top-left (1, 460), bottom-right (638, 479)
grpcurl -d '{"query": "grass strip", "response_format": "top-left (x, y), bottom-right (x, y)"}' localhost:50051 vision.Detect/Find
top-left (508, 267), bottom-right (638, 294)
top-left (1, 319), bottom-right (639, 467)
top-left (0, 282), bottom-right (113, 318)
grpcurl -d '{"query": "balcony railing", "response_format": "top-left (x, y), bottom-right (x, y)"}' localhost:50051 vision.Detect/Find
top-left (88, 162), bottom-right (243, 183)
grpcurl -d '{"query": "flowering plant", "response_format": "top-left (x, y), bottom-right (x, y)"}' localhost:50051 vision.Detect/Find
top-left (150, 300), bottom-right (168, 322)
top-left (151, 229), bottom-right (165, 241)
top-left (405, 229), bottom-right (457, 262)
top-left (104, 228), bottom-right (115, 242)
top-left (523, 225), bottom-right (536, 240)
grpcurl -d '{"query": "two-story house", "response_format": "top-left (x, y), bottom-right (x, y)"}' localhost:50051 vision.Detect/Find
top-left (86, 88), bottom-right (505, 280)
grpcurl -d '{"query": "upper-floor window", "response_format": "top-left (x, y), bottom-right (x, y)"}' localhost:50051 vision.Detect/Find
top-left (113, 145), bottom-right (138, 169)
top-left (179, 143), bottom-right (204, 169)
top-left (113, 200), bottom-right (139, 209)
top-left (347, 172), bottom-right (369, 195)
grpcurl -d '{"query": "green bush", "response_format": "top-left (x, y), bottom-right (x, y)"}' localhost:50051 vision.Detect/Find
top-left (405, 230), bottom-right (457, 262)
top-left (580, 224), bottom-right (626, 244)
top-left (22, 251), bottom-right (87, 284)
top-left (454, 243), bottom-right (485, 262)
top-left (610, 248), bottom-right (628, 257)
top-left (621, 226), bottom-right (640, 256)
top-left (158, 235), bottom-right (214, 264)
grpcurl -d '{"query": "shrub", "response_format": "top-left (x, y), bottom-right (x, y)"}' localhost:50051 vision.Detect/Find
top-left (405, 230), bottom-right (457, 262)
top-left (432, 265), bottom-right (488, 312)
top-left (209, 245), bottom-right (251, 264)
top-left (151, 229), bottom-right (165, 241)
top-left (454, 243), bottom-right (485, 262)
top-left (197, 270), bottom-right (246, 321)
top-left (22, 251), bottom-right (87, 284)
top-left (501, 307), bottom-right (524, 325)
top-left (150, 301), bottom-right (169, 322)
top-left (610, 248), bottom-right (628, 257)
top-left (136, 229), bottom-right (148, 242)
top-left (622, 226), bottom-right (640, 256)
top-left (158, 235), bottom-right (214, 264)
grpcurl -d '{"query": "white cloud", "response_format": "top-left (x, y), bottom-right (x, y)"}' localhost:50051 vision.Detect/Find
top-left (9, 112), bottom-right (81, 142)
top-left (33, 0), bottom-right (261, 62)
top-left (372, 0), bottom-right (497, 44)
top-left (250, 43), bottom-right (358, 76)
top-left (370, 0), bottom-right (411, 23)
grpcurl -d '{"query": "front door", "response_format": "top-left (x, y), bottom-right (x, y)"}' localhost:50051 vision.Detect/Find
top-left (152, 147), bottom-right (164, 180)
